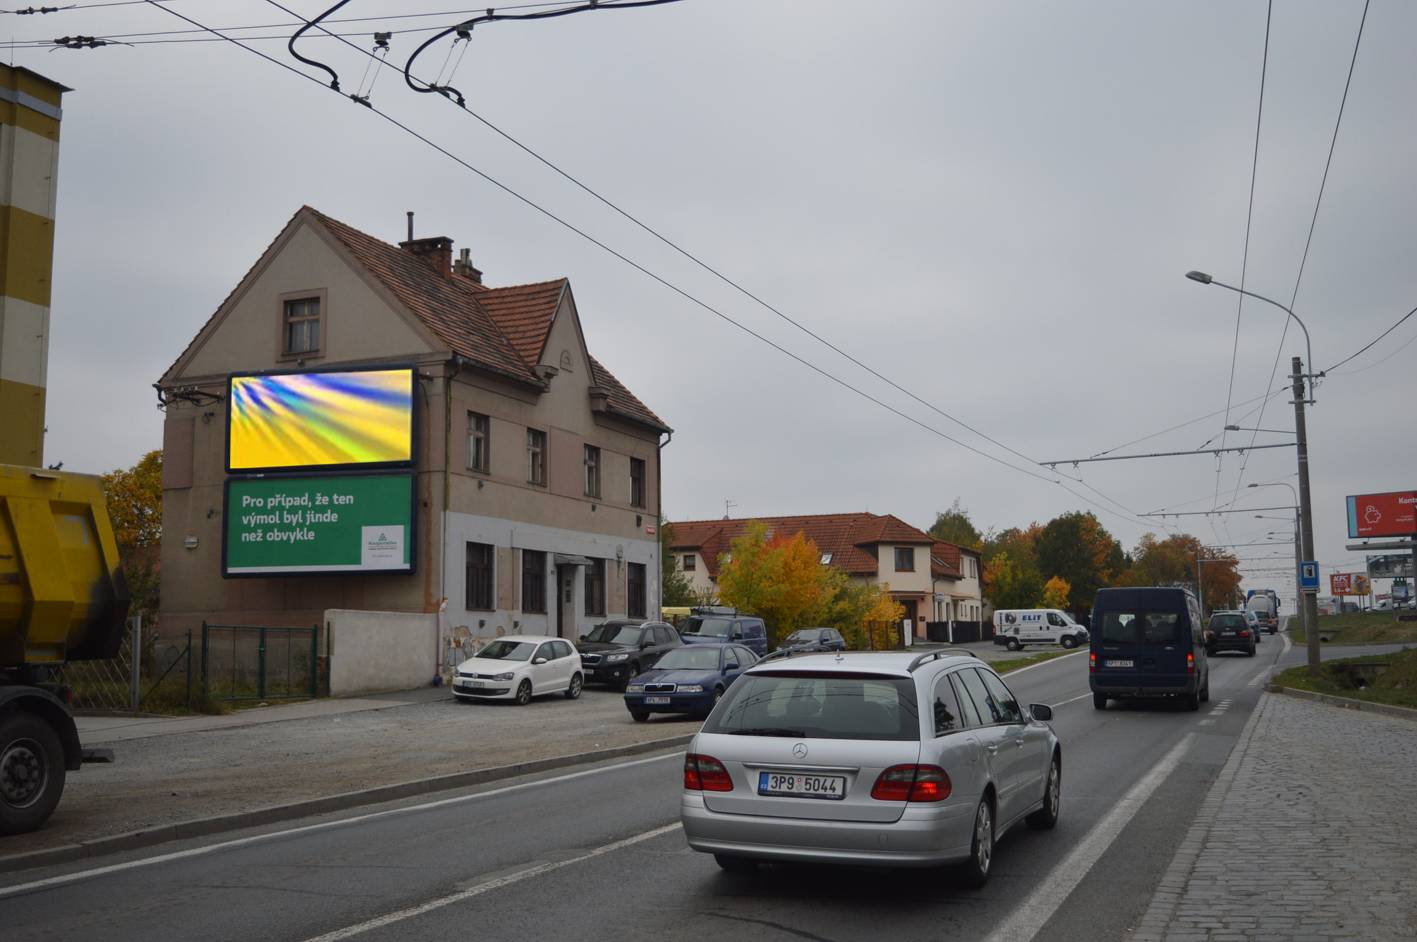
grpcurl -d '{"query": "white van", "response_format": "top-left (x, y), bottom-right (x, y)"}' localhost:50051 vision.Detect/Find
top-left (992, 609), bottom-right (1089, 651)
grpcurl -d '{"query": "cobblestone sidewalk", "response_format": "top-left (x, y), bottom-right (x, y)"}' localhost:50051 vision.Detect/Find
top-left (1132, 693), bottom-right (1417, 941)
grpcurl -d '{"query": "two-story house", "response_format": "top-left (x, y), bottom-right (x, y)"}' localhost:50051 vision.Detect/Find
top-left (668, 513), bottom-right (937, 638)
top-left (930, 540), bottom-right (985, 639)
top-left (157, 206), bottom-right (670, 649)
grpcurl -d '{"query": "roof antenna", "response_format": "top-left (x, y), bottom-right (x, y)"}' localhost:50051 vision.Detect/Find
top-left (406, 211), bottom-right (414, 241)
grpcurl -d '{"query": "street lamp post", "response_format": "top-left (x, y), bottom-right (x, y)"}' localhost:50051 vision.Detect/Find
top-left (1186, 271), bottom-right (1323, 674)
top-left (1250, 482), bottom-right (1304, 641)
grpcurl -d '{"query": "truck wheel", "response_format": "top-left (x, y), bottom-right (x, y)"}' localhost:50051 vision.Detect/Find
top-left (1061, 636), bottom-right (1077, 649)
top-left (0, 712), bottom-right (67, 835)
top-left (1006, 639), bottom-right (1022, 652)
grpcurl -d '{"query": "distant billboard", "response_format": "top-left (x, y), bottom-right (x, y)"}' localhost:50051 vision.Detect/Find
top-left (1330, 572), bottom-right (1371, 597)
top-left (1367, 554), bottom-right (1415, 580)
top-left (223, 473), bottom-right (415, 576)
top-left (226, 367), bottom-right (415, 473)
top-left (1346, 490), bottom-right (1417, 539)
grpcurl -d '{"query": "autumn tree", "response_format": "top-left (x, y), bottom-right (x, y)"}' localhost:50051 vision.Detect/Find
top-left (1035, 511), bottom-right (1123, 611)
top-left (983, 550), bottom-right (1043, 610)
top-left (101, 449), bottom-right (162, 621)
top-left (1121, 533), bottom-right (1241, 613)
top-left (1041, 575), bottom-right (1072, 609)
top-left (928, 498), bottom-right (983, 551)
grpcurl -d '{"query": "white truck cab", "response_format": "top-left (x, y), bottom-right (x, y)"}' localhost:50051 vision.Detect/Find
top-left (993, 608), bottom-right (1089, 651)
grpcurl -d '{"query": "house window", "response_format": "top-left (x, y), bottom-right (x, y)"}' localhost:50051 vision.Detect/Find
top-left (895, 547), bottom-right (915, 572)
top-left (629, 457), bottom-right (645, 508)
top-left (583, 445), bottom-right (601, 498)
top-left (682, 554), bottom-right (696, 572)
top-left (282, 296), bottom-right (321, 355)
top-left (584, 558), bottom-right (606, 616)
top-left (465, 542), bottom-right (494, 611)
top-left (467, 412), bottom-right (490, 473)
top-left (820, 553), bottom-right (833, 565)
top-left (628, 562), bottom-right (646, 618)
top-left (522, 549), bottom-right (546, 614)
top-left (527, 428), bottom-right (547, 486)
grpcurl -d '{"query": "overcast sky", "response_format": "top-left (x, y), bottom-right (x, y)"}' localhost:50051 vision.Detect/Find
top-left (14, 0), bottom-right (1415, 607)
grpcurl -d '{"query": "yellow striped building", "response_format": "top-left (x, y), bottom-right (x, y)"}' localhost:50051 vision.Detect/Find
top-left (0, 64), bottom-right (66, 467)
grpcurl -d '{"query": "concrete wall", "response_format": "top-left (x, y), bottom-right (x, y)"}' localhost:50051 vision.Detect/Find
top-left (327, 608), bottom-right (437, 696)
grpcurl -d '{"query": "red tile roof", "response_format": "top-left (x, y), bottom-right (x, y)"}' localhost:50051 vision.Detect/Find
top-left (929, 540), bottom-right (980, 580)
top-left (669, 513), bottom-right (933, 579)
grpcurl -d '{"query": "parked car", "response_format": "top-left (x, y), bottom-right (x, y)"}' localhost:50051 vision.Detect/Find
top-left (679, 612), bottom-right (769, 657)
top-left (1207, 611), bottom-right (1257, 657)
top-left (775, 627), bottom-right (847, 654)
top-left (452, 636), bottom-right (582, 705)
top-left (680, 650), bottom-right (1061, 886)
top-left (1090, 587), bottom-right (1210, 711)
top-left (623, 643), bottom-right (759, 721)
top-left (577, 620), bottom-right (681, 689)
top-left (1241, 610), bottom-right (1266, 639)
top-left (992, 609), bottom-right (1089, 651)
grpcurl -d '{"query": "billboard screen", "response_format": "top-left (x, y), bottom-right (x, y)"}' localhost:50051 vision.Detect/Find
top-left (227, 367), bottom-right (414, 473)
top-left (223, 473), bottom-right (415, 576)
top-left (1346, 490), bottom-right (1417, 539)
top-left (1367, 554), bottom-right (1415, 580)
top-left (1329, 572), bottom-right (1371, 597)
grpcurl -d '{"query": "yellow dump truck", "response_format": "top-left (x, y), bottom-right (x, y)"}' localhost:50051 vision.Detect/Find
top-left (0, 466), bottom-right (129, 833)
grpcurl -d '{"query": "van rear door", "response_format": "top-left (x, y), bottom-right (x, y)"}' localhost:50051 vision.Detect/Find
top-left (1093, 606), bottom-right (1191, 690)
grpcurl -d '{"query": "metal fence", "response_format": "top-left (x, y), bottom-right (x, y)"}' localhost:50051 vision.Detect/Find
top-left (201, 622), bottom-right (318, 702)
top-left (60, 617), bottom-right (196, 712)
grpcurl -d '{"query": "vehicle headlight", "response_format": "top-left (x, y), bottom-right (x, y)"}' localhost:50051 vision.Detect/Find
top-left (606, 653), bottom-right (629, 662)
top-left (494, 672), bottom-right (515, 681)
top-left (677, 684), bottom-right (704, 693)
top-left (625, 684), bottom-right (645, 693)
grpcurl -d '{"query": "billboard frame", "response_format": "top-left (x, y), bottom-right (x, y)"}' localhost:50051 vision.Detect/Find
top-left (220, 470), bottom-right (419, 579)
top-left (224, 363), bottom-right (419, 476)
top-left (1345, 490), bottom-right (1417, 540)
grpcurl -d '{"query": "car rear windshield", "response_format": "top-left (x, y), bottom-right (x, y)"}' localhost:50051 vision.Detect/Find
top-left (1210, 614), bottom-right (1247, 630)
top-left (702, 671), bottom-right (919, 741)
top-left (683, 616), bottom-right (732, 638)
top-left (1099, 611), bottom-right (1186, 646)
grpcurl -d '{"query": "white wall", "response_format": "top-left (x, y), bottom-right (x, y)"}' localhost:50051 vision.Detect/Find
top-left (327, 608), bottom-right (438, 697)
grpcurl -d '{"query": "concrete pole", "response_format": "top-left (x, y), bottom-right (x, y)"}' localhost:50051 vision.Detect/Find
top-left (1294, 510), bottom-right (1303, 638)
top-left (1292, 357), bottom-right (1321, 674)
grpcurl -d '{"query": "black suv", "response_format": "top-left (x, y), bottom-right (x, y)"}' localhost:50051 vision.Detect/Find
top-left (577, 620), bottom-right (682, 688)
top-left (774, 627), bottom-right (847, 654)
top-left (1206, 611), bottom-right (1257, 657)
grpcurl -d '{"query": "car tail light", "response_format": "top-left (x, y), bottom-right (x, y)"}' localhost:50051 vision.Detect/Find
top-left (1239, 629), bottom-right (1250, 638)
top-left (1089, 652), bottom-right (1097, 673)
top-left (1187, 652), bottom-right (1196, 674)
top-left (871, 765), bottom-right (951, 802)
top-left (683, 754), bottom-right (734, 792)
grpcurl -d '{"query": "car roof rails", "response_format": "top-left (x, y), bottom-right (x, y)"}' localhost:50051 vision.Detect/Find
top-left (907, 649), bottom-right (976, 672)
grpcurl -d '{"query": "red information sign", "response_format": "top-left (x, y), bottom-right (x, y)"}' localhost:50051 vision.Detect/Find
top-left (1346, 491), bottom-right (1417, 538)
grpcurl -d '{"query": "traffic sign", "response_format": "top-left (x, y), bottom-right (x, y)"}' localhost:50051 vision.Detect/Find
top-left (1300, 561), bottom-right (1320, 592)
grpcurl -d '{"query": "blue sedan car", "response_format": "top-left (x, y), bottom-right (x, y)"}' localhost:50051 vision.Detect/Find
top-left (623, 643), bottom-right (759, 722)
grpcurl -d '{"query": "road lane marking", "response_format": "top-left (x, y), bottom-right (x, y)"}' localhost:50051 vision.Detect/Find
top-left (299, 822), bottom-right (683, 941)
top-left (1001, 650), bottom-right (1087, 678)
top-left (0, 752), bottom-right (681, 899)
top-left (1051, 693), bottom-right (1094, 709)
top-left (982, 733), bottom-right (1195, 942)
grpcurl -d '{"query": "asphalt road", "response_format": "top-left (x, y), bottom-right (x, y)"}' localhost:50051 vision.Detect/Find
top-left (3, 629), bottom-right (1397, 942)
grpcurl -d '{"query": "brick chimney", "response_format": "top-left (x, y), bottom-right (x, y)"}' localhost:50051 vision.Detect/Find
top-left (399, 235), bottom-right (453, 278)
top-left (454, 247), bottom-right (483, 284)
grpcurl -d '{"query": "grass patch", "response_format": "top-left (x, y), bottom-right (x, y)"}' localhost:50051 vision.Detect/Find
top-left (1272, 646), bottom-right (1417, 710)
top-left (1289, 611), bottom-right (1417, 645)
top-left (992, 650), bottom-right (1077, 674)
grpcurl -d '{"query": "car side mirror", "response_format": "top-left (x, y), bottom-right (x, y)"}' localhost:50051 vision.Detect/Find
top-left (1029, 703), bottom-right (1053, 722)
top-left (533, 657), bottom-right (548, 665)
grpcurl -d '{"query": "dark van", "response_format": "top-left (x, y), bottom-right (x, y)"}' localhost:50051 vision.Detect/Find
top-left (679, 612), bottom-right (768, 657)
top-left (1090, 587), bottom-right (1209, 711)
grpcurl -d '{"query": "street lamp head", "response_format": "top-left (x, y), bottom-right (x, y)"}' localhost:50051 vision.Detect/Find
top-left (1185, 270), bottom-right (1214, 284)
top-left (1225, 424), bottom-right (1241, 431)
top-left (1247, 483), bottom-right (1259, 488)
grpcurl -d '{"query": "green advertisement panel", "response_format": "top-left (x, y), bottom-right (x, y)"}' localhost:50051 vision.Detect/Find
top-left (224, 473), bottom-right (415, 576)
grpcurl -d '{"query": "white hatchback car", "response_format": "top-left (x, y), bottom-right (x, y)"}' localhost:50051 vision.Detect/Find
top-left (452, 636), bottom-right (583, 705)
top-left (681, 651), bottom-right (1061, 886)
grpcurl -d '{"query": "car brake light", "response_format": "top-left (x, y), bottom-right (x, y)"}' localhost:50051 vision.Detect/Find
top-left (1239, 629), bottom-right (1250, 638)
top-left (1089, 652), bottom-right (1097, 673)
top-left (683, 754), bottom-right (734, 792)
top-left (1187, 652), bottom-right (1196, 674)
top-left (871, 765), bottom-right (951, 802)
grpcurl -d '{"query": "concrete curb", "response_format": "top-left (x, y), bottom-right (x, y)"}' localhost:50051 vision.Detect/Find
top-left (1271, 685), bottom-right (1417, 722)
top-left (0, 733), bottom-right (693, 875)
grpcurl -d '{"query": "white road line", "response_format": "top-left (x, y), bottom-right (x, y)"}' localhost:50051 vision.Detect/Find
top-left (1002, 650), bottom-right (1088, 677)
top-left (983, 733), bottom-right (1195, 942)
top-left (0, 752), bottom-right (681, 900)
top-left (299, 822), bottom-right (683, 942)
top-left (1051, 693), bottom-right (1094, 709)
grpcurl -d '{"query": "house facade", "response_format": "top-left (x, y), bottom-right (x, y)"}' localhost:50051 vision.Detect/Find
top-left (930, 541), bottom-right (985, 624)
top-left (157, 207), bottom-right (669, 648)
top-left (668, 513), bottom-right (958, 639)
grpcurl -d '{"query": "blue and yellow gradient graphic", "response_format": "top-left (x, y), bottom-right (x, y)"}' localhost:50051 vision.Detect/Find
top-left (228, 369), bottom-right (414, 471)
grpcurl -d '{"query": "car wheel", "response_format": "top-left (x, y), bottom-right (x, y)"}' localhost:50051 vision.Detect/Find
top-left (0, 712), bottom-right (67, 836)
top-left (629, 710), bottom-right (650, 723)
top-left (564, 673), bottom-right (583, 700)
top-left (1200, 678), bottom-right (1210, 703)
top-left (958, 795), bottom-right (994, 888)
top-left (1247, 643), bottom-right (1256, 657)
top-left (714, 854), bottom-right (756, 873)
top-left (1092, 693), bottom-right (1107, 710)
top-left (1186, 688), bottom-right (1200, 711)
top-left (1061, 636), bottom-right (1076, 649)
top-left (1006, 638), bottom-right (1022, 652)
top-left (1026, 754), bottom-right (1061, 830)
top-left (515, 680), bottom-right (532, 706)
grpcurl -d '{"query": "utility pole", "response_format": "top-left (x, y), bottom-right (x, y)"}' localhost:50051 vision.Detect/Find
top-left (1292, 356), bottom-right (1321, 674)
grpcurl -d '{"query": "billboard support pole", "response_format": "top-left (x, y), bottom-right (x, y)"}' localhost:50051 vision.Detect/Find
top-left (1292, 357), bottom-right (1321, 676)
